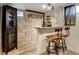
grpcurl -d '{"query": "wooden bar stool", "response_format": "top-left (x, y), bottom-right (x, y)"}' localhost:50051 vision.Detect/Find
top-left (46, 27), bottom-right (63, 55)
top-left (63, 27), bottom-right (70, 50)
top-left (58, 27), bottom-right (70, 54)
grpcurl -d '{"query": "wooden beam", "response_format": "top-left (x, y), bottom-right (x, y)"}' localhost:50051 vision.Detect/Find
top-left (26, 9), bottom-right (44, 14)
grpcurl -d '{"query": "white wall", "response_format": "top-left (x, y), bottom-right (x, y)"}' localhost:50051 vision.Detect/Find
top-left (67, 15), bottom-right (79, 53)
top-left (52, 5), bottom-right (79, 54)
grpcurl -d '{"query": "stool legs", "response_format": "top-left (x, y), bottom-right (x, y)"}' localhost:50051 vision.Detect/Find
top-left (64, 39), bottom-right (67, 50)
top-left (47, 42), bottom-right (50, 55)
top-left (62, 39), bottom-right (65, 54)
top-left (47, 39), bottom-right (67, 55)
top-left (55, 42), bottom-right (59, 55)
top-left (47, 41), bottom-right (59, 55)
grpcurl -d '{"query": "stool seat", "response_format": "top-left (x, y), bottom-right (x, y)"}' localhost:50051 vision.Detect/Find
top-left (55, 34), bottom-right (68, 37)
top-left (46, 34), bottom-right (67, 40)
top-left (46, 35), bottom-right (59, 42)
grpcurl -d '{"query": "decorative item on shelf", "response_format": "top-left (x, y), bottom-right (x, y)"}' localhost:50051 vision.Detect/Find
top-left (44, 16), bottom-right (52, 27)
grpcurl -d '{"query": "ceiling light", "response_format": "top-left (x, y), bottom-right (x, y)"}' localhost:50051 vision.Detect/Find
top-left (48, 6), bottom-right (51, 10)
top-left (42, 5), bottom-right (46, 9)
top-left (42, 3), bottom-right (54, 11)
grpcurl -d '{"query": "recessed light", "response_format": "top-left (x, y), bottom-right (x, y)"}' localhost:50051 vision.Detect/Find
top-left (42, 5), bottom-right (46, 9)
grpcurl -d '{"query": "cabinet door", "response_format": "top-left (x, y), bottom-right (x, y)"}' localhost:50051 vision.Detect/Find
top-left (6, 6), bottom-right (17, 50)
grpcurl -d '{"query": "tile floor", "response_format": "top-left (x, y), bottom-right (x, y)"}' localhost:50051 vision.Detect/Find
top-left (1, 48), bottom-right (79, 55)
top-left (20, 50), bottom-right (79, 55)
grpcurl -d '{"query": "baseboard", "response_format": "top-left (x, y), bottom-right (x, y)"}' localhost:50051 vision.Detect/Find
top-left (38, 49), bottom-right (79, 55)
top-left (67, 49), bottom-right (79, 55)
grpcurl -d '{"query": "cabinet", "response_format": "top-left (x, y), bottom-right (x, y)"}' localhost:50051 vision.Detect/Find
top-left (2, 5), bottom-right (17, 54)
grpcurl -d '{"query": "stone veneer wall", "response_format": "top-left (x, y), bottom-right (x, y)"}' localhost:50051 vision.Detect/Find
top-left (17, 11), bottom-right (35, 52)
top-left (17, 11), bottom-right (43, 54)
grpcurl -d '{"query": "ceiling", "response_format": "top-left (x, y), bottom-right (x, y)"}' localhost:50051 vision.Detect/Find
top-left (5, 3), bottom-right (67, 13)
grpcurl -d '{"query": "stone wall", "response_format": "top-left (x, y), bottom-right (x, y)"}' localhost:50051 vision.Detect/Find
top-left (17, 11), bottom-right (35, 52)
top-left (16, 11), bottom-right (43, 54)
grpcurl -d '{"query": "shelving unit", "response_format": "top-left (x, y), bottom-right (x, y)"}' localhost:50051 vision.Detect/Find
top-left (2, 5), bottom-right (17, 54)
